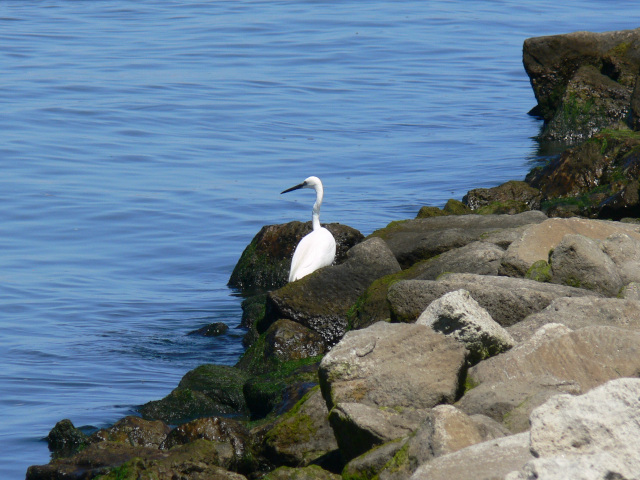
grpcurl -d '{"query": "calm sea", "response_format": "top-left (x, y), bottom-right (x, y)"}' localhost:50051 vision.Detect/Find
top-left (1, 1), bottom-right (638, 477)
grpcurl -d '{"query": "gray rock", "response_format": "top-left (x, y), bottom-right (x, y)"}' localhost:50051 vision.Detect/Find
top-left (500, 217), bottom-right (640, 277)
top-left (409, 432), bottom-right (533, 480)
top-left (265, 238), bottom-right (401, 346)
top-left (417, 289), bottom-right (515, 364)
top-left (550, 234), bottom-right (623, 296)
top-left (457, 325), bottom-right (640, 432)
top-left (263, 465), bottom-right (341, 480)
top-left (602, 232), bottom-right (640, 284)
top-left (388, 273), bottom-right (597, 326)
top-left (412, 241), bottom-right (506, 280)
top-left (620, 281), bottom-right (640, 300)
top-left (369, 211), bottom-right (547, 268)
top-left (263, 387), bottom-right (338, 467)
top-left (229, 221), bottom-right (364, 294)
top-left (342, 439), bottom-right (407, 480)
top-left (318, 322), bottom-right (467, 411)
top-left (507, 296), bottom-right (640, 343)
top-left (328, 402), bottom-right (426, 461)
top-left (506, 452), bottom-right (640, 480)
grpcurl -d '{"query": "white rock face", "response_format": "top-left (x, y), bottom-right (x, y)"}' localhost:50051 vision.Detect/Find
top-left (417, 289), bottom-right (516, 363)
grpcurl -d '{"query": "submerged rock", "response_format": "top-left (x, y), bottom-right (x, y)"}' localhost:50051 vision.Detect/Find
top-left (46, 419), bottom-right (89, 457)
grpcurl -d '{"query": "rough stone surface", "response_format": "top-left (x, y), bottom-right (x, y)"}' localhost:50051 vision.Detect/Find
top-left (621, 281), bottom-right (640, 300)
top-left (327, 402), bottom-right (426, 461)
top-left (90, 416), bottom-right (170, 449)
top-left (262, 465), bottom-right (341, 480)
top-left (263, 387), bottom-right (338, 467)
top-left (264, 319), bottom-right (327, 363)
top-left (318, 322), bottom-right (467, 411)
top-left (388, 273), bottom-right (597, 326)
top-left (409, 432), bottom-right (533, 480)
top-left (602, 232), bottom-right (640, 284)
top-left (463, 180), bottom-right (542, 213)
top-left (500, 217), bottom-right (640, 277)
top-left (342, 439), bottom-right (406, 480)
top-left (549, 234), bottom-right (623, 296)
top-left (46, 419), bottom-right (89, 457)
top-left (368, 211), bottom-right (547, 268)
top-left (506, 452), bottom-right (640, 480)
top-left (160, 417), bottom-right (250, 458)
top-left (507, 296), bottom-right (640, 343)
top-left (417, 289), bottom-right (515, 364)
top-left (457, 325), bottom-right (640, 432)
top-left (229, 221), bottom-right (364, 294)
top-left (265, 238), bottom-right (401, 346)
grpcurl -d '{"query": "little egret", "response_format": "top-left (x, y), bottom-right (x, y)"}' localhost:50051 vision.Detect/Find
top-left (281, 176), bottom-right (337, 282)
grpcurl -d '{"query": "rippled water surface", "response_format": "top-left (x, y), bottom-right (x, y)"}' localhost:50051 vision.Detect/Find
top-left (2, 1), bottom-right (639, 477)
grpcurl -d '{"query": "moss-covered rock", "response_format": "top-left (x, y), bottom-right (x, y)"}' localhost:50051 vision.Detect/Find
top-left (46, 419), bottom-right (89, 458)
top-left (263, 465), bottom-right (341, 480)
top-left (89, 416), bottom-right (170, 448)
top-left (525, 260), bottom-right (552, 283)
top-left (416, 206), bottom-right (446, 218)
top-left (442, 199), bottom-right (472, 215)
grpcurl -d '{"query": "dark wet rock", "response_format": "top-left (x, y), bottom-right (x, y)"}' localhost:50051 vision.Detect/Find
top-left (388, 273), bottom-right (598, 327)
top-left (507, 296), bottom-right (640, 343)
top-left (265, 238), bottom-right (401, 347)
top-left (523, 28), bottom-right (640, 142)
top-left (463, 181), bottom-right (542, 214)
top-left (241, 356), bottom-right (321, 420)
top-left (549, 234), bottom-right (623, 296)
top-left (139, 364), bottom-right (249, 424)
top-left (46, 419), bottom-right (89, 457)
top-left (525, 130), bottom-right (640, 219)
top-left (457, 324), bottom-right (640, 433)
top-left (89, 416), bottom-right (170, 448)
top-left (328, 403), bottom-right (427, 462)
top-left (319, 322), bottom-right (467, 411)
top-left (263, 465), bottom-right (341, 480)
top-left (348, 241), bottom-right (506, 331)
top-left (189, 322), bottom-right (229, 337)
top-left (228, 222), bottom-right (364, 294)
top-left (368, 211), bottom-right (547, 268)
top-left (263, 387), bottom-right (339, 468)
top-left (265, 319), bottom-right (327, 363)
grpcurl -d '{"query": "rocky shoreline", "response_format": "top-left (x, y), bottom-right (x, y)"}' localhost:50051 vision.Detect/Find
top-left (27, 28), bottom-right (640, 480)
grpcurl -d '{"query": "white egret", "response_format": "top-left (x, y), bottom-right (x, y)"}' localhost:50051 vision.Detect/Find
top-left (281, 176), bottom-right (337, 282)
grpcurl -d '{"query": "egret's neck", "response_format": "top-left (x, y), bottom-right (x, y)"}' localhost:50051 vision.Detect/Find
top-left (311, 183), bottom-right (324, 231)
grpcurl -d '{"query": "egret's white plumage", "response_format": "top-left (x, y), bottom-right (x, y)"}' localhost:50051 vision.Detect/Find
top-left (281, 176), bottom-right (337, 282)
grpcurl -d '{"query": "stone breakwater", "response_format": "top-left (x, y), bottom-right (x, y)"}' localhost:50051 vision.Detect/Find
top-left (27, 27), bottom-right (640, 480)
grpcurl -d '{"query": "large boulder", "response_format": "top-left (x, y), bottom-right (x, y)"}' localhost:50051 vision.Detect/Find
top-left (417, 289), bottom-right (515, 365)
top-left (523, 28), bottom-right (640, 142)
top-left (457, 324), bottom-right (640, 432)
top-left (263, 387), bottom-right (339, 468)
top-left (463, 181), bottom-right (542, 213)
top-left (388, 273), bottom-right (598, 326)
top-left (229, 221), bottom-right (364, 294)
top-left (318, 322), bottom-right (467, 411)
top-left (508, 295), bottom-right (640, 342)
top-left (368, 211), bottom-right (547, 268)
top-left (506, 378), bottom-right (640, 480)
top-left (409, 432), bottom-right (533, 480)
top-left (265, 238), bottom-right (401, 347)
top-left (500, 217), bottom-right (640, 277)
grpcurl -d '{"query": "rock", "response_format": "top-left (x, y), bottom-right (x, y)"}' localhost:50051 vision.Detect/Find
top-left (265, 238), bottom-right (401, 347)
top-left (388, 273), bottom-right (597, 326)
top-left (417, 289), bottom-right (515, 365)
top-left (549, 234), bottom-right (623, 295)
top-left (189, 322), bottom-right (229, 337)
top-left (139, 364), bottom-right (249, 424)
top-left (602, 232), bottom-right (640, 284)
top-left (409, 432), bottom-right (533, 480)
top-left (228, 222), bottom-right (364, 294)
top-left (505, 378), bottom-right (640, 480)
top-left (368, 211), bottom-right (547, 268)
top-left (457, 325), bottom-right (640, 432)
top-left (264, 319), bottom-right (327, 363)
top-left (263, 387), bottom-right (339, 468)
top-left (500, 217), bottom-right (640, 277)
top-left (327, 402), bottom-right (426, 461)
top-left (523, 28), bottom-right (640, 142)
top-left (348, 242), bottom-right (505, 331)
top-left (342, 439), bottom-right (407, 480)
top-left (90, 416), bottom-right (170, 448)
top-left (378, 405), bottom-right (509, 480)
top-left (620, 281), bottom-right (640, 300)
top-left (463, 181), bottom-right (542, 213)
top-left (262, 465), bottom-right (341, 480)
top-left (507, 296), bottom-right (640, 343)
top-left (318, 322), bottom-right (467, 411)
top-left (46, 419), bottom-right (89, 457)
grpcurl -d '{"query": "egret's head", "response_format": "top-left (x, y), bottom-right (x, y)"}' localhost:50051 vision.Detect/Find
top-left (281, 176), bottom-right (322, 194)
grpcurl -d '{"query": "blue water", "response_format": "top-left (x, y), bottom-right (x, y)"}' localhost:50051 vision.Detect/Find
top-left (2, 1), bottom-right (639, 478)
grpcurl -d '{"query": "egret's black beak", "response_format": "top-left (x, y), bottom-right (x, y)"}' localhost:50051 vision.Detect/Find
top-left (281, 181), bottom-right (307, 194)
